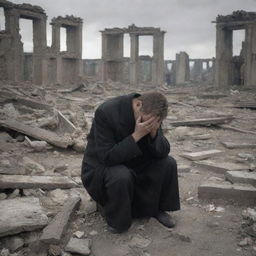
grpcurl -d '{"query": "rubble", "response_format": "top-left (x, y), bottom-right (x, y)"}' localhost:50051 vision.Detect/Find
top-left (181, 150), bottom-right (222, 161)
top-left (65, 238), bottom-right (91, 255)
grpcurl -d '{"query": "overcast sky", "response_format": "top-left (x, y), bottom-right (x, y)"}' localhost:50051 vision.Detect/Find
top-left (1, 0), bottom-right (255, 59)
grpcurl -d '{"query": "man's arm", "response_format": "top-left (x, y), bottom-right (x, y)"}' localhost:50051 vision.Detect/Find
top-left (93, 108), bottom-right (142, 166)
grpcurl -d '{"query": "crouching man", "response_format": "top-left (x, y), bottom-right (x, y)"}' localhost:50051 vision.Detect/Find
top-left (81, 91), bottom-right (180, 233)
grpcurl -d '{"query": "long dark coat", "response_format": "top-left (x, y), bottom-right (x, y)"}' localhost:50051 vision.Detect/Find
top-left (81, 93), bottom-right (172, 207)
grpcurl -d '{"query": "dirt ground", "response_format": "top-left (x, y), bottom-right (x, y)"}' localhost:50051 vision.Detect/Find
top-left (0, 81), bottom-right (256, 256)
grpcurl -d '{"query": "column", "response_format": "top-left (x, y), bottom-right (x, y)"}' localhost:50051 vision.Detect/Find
top-left (152, 31), bottom-right (165, 86)
top-left (101, 32), bottom-right (108, 82)
top-left (215, 24), bottom-right (233, 87)
top-left (244, 23), bottom-right (256, 87)
top-left (51, 23), bottom-right (61, 52)
top-left (129, 33), bottom-right (139, 85)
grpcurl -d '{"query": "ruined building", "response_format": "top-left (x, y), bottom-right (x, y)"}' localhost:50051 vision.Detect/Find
top-left (101, 25), bottom-right (165, 86)
top-left (214, 10), bottom-right (256, 88)
top-left (0, 0), bottom-right (83, 85)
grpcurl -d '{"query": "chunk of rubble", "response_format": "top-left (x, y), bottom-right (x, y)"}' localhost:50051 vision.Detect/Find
top-left (65, 238), bottom-right (91, 256)
top-left (129, 234), bottom-right (151, 248)
top-left (195, 160), bottom-right (249, 174)
top-left (242, 208), bottom-right (256, 222)
top-left (221, 141), bottom-right (256, 149)
top-left (181, 150), bottom-right (222, 161)
top-left (198, 181), bottom-right (256, 204)
top-left (40, 197), bottom-right (80, 244)
top-left (25, 136), bottom-right (52, 152)
top-left (0, 175), bottom-right (78, 190)
top-left (22, 156), bottom-right (45, 175)
top-left (225, 171), bottom-right (256, 187)
top-left (0, 197), bottom-right (48, 237)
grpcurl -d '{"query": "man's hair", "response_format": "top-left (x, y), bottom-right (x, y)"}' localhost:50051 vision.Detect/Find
top-left (138, 91), bottom-right (168, 120)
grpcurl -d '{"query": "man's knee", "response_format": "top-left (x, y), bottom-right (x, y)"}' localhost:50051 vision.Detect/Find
top-left (155, 156), bottom-right (177, 170)
top-left (104, 165), bottom-right (134, 187)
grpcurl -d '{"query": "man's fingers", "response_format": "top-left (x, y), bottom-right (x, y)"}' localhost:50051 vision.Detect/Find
top-left (142, 116), bottom-right (156, 125)
top-left (136, 116), bottom-right (142, 123)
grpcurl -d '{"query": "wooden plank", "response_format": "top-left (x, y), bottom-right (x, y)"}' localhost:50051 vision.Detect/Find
top-left (0, 175), bottom-right (79, 190)
top-left (169, 116), bottom-right (233, 127)
top-left (0, 119), bottom-right (72, 148)
top-left (0, 197), bottom-right (48, 237)
top-left (40, 197), bottom-right (81, 244)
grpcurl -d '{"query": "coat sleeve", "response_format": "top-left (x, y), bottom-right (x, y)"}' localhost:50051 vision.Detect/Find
top-left (146, 128), bottom-right (170, 158)
top-left (93, 108), bottom-right (142, 166)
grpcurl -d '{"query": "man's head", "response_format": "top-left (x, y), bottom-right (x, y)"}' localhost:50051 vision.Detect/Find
top-left (133, 91), bottom-right (168, 122)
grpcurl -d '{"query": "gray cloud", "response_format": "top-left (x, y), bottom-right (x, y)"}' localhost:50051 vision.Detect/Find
top-left (1, 0), bottom-right (256, 59)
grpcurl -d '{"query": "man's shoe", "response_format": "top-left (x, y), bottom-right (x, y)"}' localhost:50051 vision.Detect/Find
top-left (154, 211), bottom-right (176, 228)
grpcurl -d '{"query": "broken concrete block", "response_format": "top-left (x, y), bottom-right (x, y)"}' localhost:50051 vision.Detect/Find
top-left (22, 157), bottom-right (45, 175)
top-left (181, 150), bottom-right (222, 161)
top-left (195, 160), bottom-right (249, 174)
top-left (0, 175), bottom-right (78, 190)
top-left (178, 164), bottom-right (190, 173)
top-left (1, 236), bottom-right (24, 253)
top-left (0, 119), bottom-right (72, 148)
top-left (0, 197), bottom-right (48, 237)
top-left (221, 141), bottom-right (256, 149)
top-left (57, 110), bottom-right (77, 134)
top-left (198, 181), bottom-right (256, 204)
top-left (129, 234), bottom-right (151, 248)
top-left (25, 136), bottom-right (52, 152)
top-left (65, 238), bottom-right (91, 256)
top-left (40, 197), bottom-right (80, 244)
top-left (72, 139), bottom-right (85, 153)
top-left (8, 189), bottom-right (20, 199)
top-left (225, 171), bottom-right (256, 187)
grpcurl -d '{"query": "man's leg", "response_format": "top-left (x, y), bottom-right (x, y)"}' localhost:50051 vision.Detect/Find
top-left (132, 156), bottom-right (180, 219)
top-left (103, 165), bottom-right (135, 232)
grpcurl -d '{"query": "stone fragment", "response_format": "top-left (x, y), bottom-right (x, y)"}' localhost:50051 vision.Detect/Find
top-left (178, 164), bottom-right (190, 173)
top-left (22, 157), bottom-right (45, 175)
top-left (54, 164), bottom-right (68, 173)
top-left (0, 197), bottom-right (48, 237)
top-left (73, 231), bottom-right (84, 238)
top-left (40, 197), bottom-right (81, 244)
top-left (48, 189), bottom-right (70, 205)
top-left (195, 160), bottom-right (249, 174)
top-left (25, 137), bottom-right (52, 152)
top-left (48, 245), bottom-right (62, 256)
top-left (129, 234), bottom-right (151, 248)
top-left (0, 193), bottom-right (7, 200)
top-left (222, 141), bottom-right (256, 149)
top-left (181, 150), bottom-right (222, 161)
top-left (2, 236), bottom-right (24, 253)
top-left (72, 139), bottom-right (85, 153)
top-left (23, 188), bottom-right (45, 197)
top-left (198, 181), bottom-right (256, 204)
top-left (65, 238), bottom-right (91, 256)
top-left (0, 175), bottom-right (78, 190)
top-left (238, 237), bottom-right (252, 247)
top-left (8, 189), bottom-right (20, 199)
top-left (225, 171), bottom-right (256, 187)
top-left (89, 230), bottom-right (98, 236)
top-left (242, 208), bottom-right (256, 222)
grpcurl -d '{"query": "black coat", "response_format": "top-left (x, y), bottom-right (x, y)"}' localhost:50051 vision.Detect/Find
top-left (81, 93), bottom-right (171, 205)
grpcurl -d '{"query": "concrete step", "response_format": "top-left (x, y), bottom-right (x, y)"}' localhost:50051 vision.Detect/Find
top-left (181, 150), bottom-right (222, 161)
top-left (198, 181), bottom-right (256, 204)
top-left (225, 171), bottom-right (256, 187)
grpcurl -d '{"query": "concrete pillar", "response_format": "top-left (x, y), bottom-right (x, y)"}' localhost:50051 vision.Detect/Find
top-left (32, 16), bottom-right (47, 85)
top-left (244, 23), bottom-right (256, 87)
top-left (215, 24), bottom-right (233, 87)
top-left (101, 33), bottom-right (108, 82)
top-left (192, 59), bottom-right (203, 82)
top-left (129, 33), bottom-right (139, 86)
top-left (51, 24), bottom-right (61, 52)
top-left (152, 31), bottom-right (165, 86)
top-left (175, 51), bottom-right (190, 85)
top-left (5, 8), bottom-right (23, 82)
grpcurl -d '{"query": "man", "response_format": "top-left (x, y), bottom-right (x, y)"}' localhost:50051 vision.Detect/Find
top-left (81, 91), bottom-right (180, 233)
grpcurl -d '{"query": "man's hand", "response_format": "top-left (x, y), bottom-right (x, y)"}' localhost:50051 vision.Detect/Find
top-left (150, 117), bottom-right (161, 139)
top-left (132, 116), bottom-right (157, 142)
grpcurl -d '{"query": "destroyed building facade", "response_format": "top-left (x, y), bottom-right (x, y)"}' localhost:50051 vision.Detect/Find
top-left (215, 10), bottom-right (256, 88)
top-left (101, 25), bottom-right (165, 86)
top-left (0, 0), bottom-right (83, 85)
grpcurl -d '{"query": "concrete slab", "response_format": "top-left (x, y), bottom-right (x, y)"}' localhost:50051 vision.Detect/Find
top-left (0, 175), bottom-right (78, 190)
top-left (195, 160), bottom-right (249, 174)
top-left (0, 197), bottom-right (48, 237)
top-left (40, 197), bottom-right (81, 244)
top-left (225, 171), bottom-right (256, 187)
top-left (221, 141), bottom-right (256, 149)
top-left (181, 150), bottom-right (222, 161)
top-left (198, 181), bottom-right (256, 204)
top-left (65, 238), bottom-right (91, 256)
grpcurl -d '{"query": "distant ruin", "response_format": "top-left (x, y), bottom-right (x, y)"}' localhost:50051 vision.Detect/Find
top-left (0, 0), bottom-right (83, 85)
top-left (214, 10), bottom-right (256, 88)
top-left (101, 24), bottom-right (165, 86)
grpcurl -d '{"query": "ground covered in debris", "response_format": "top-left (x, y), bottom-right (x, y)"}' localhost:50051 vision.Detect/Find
top-left (0, 80), bottom-right (255, 256)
